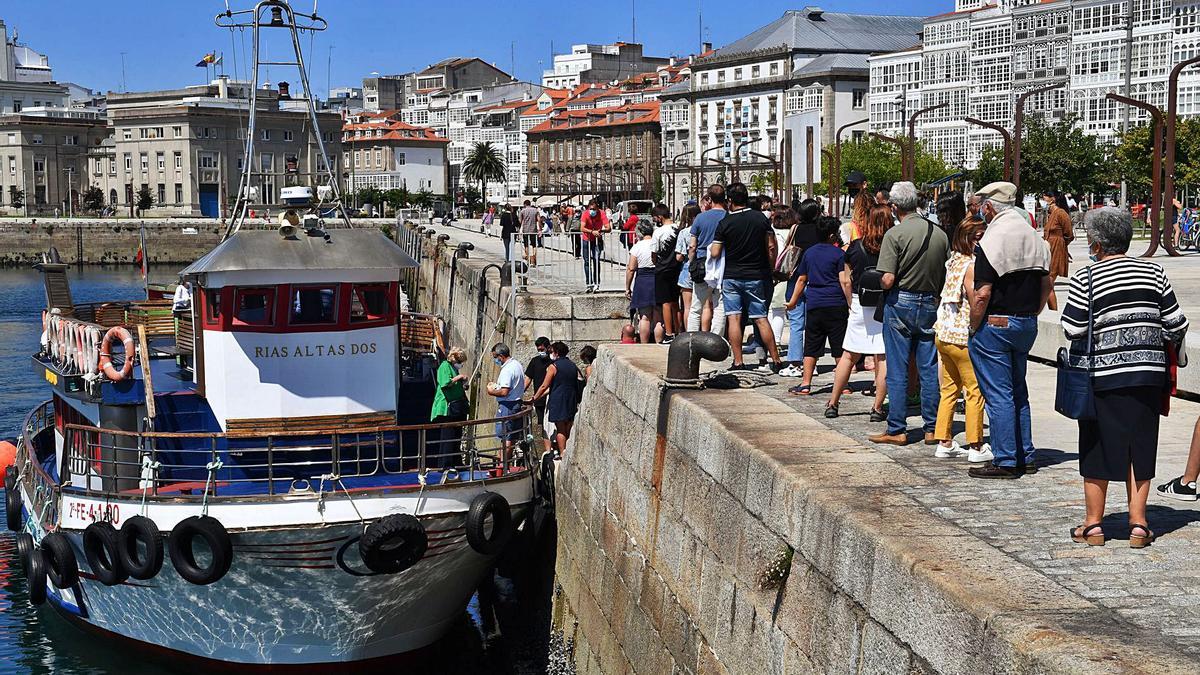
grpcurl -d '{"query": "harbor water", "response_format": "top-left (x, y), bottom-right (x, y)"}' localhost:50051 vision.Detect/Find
top-left (0, 267), bottom-right (555, 674)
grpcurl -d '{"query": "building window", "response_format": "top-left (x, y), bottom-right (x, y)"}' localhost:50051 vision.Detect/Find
top-left (31, 134), bottom-right (42, 145)
top-left (718, 71), bottom-right (726, 83)
top-left (122, 129), bottom-right (132, 141)
top-left (752, 65), bottom-right (760, 79)
top-left (63, 135), bottom-right (77, 146)
top-left (157, 152), bottom-right (165, 171)
top-left (174, 183), bottom-right (183, 204)
top-left (108, 158), bottom-right (116, 175)
top-left (234, 288), bottom-right (275, 326)
top-left (531, 144), bottom-right (538, 162)
top-left (173, 126), bottom-right (182, 138)
top-left (354, 150), bottom-right (360, 168)
top-left (350, 284), bottom-right (392, 323)
top-left (397, 152), bottom-right (406, 165)
top-left (174, 152), bottom-right (182, 170)
top-left (852, 89), bottom-right (867, 110)
top-left (701, 73), bottom-right (709, 86)
top-left (261, 129), bottom-right (271, 141)
top-left (283, 130), bottom-right (293, 141)
top-left (33, 157), bottom-right (45, 173)
top-left (375, 149), bottom-right (382, 167)
top-left (11, 101), bottom-right (20, 113)
top-left (770, 62), bottom-right (780, 76)
top-left (735, 68), bottom-right (743, 81)
top-left (140, 153), bottom-right (148, 173)
top-left (7, 156), bottom-right (14, 176)
top-left (124, 153), bottom-right (132, 171)
top-left (157, 183), bottom-right (166, 204)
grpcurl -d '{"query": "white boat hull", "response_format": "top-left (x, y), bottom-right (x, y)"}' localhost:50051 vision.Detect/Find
top-left (22, 477), bottom-right (532, 666)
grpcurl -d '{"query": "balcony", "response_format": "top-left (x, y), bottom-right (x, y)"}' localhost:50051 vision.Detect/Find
top-left (693, 72), bottom-right (791, 94)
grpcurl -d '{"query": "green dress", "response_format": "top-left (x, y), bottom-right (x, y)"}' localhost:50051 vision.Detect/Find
top-left (430, 359), bottom-right (467, 420)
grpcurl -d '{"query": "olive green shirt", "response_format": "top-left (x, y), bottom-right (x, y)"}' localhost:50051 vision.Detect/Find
top-left (875, 213), bottom-right (949, 294)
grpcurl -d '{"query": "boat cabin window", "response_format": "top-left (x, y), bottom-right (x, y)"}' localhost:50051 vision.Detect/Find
top-left (351, 284), bottom-right (392, 323)
top-left (204, 288), bottom-right (222, 325)
top-left (290, 285), bottom-right (337, 325)
top-left (234, 288), bottom-right (275, 326)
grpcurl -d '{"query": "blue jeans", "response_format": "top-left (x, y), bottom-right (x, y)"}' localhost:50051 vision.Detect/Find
top-left (721, 278), bottom-right (769, 319)
top-left (882, 290), bottom-right (939, 435)
top-left (969, 316), bottom-right (1038, 468)
top-left (581, 239), bottom-right (601, 286)
top-left (785, 278), bottom-right (806, 362)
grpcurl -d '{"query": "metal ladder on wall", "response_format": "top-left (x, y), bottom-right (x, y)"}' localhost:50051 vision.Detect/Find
top-left (216, 0), bottom-right (352, 240)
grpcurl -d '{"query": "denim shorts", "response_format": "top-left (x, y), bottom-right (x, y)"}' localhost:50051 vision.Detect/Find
top-left (721, 278), bottom-right (769, 319)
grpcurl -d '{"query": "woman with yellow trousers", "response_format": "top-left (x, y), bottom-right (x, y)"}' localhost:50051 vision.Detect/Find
top-left (932, 218), bottom-right (991, 463)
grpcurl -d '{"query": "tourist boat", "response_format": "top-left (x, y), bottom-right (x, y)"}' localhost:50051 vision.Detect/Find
top-left (2, 0), bottom-right (536, 668)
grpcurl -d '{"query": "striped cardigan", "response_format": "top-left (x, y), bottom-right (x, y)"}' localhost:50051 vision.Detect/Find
top-left (1061, 256), bottom-right (1188, 391)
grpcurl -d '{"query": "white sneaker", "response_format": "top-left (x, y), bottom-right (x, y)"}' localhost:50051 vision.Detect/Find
top-left (778, 365), bottom-right (802, 378)
top-left (934, 441), bottom-right (969, 459)
top-left (967, 443), bottom-right (994, 464)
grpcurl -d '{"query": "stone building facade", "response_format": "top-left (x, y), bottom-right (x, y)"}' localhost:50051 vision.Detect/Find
top-left (0, 111), bottom-right (108, 215)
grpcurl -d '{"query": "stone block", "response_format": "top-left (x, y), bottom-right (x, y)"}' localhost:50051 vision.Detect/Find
top-left (574, 293), bottom-right (633, 320)
top-left (808, 593), bottom-right (865, 674)
top-left (697, 553), bottom-right (736, 649)
top-left (706, 486), bottom-right (743, 566)
top-left (517, 293), bottom-right (573, 320)
top-left (652, 509), bottom-right (686, 586)
top-left (858, 619), bottom-right (913, 675)
top-left (775, 558), bottom-right (833, 651)
top-left (742, 450), bottom-right (777, 522)
top-left (572, 318), bottom-right (635, 342)
top-left (717, 435), bottom-right (750, 504)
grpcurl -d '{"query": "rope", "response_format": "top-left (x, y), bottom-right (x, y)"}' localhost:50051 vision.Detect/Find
top-left (319, 472), bottom-right (368, 531)
top-left (201, 458), bottom-right (223, 516)
top-left (138, 453), bottom-right (161, 516)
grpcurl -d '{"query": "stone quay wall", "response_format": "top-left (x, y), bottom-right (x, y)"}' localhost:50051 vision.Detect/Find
top-left (551, 344), bottom-right (1196, 675)
top-left (0, 218), bottom-right (394, 265)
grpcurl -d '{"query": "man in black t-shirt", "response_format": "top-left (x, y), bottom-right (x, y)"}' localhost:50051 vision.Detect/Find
top-left (524, 336), bottom-right (552, 452)
top-left (709, 182), bottom-right (784, 371)
top-left (967, 182), bottom-right (1051, 480)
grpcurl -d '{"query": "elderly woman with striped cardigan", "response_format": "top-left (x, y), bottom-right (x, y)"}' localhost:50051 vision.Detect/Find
top-left (1061, 207), bottom-right (1189, 548)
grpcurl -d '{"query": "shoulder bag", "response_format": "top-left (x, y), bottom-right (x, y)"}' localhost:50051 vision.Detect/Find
top-left (773, 223), bottom-right (802, 282)
top-left (1054, 267), bottom-right (1096, 420)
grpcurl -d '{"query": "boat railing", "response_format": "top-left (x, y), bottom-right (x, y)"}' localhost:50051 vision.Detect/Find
top-left (61, 407), bottom-right (534, 500)
top-left (19, 400), bottom-right (59, 526)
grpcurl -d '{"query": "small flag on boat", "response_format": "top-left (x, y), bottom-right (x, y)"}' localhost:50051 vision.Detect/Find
top-left (135, 222), bottom-right (148, 281)
top-left (195, 52), bottom-right (216, 68)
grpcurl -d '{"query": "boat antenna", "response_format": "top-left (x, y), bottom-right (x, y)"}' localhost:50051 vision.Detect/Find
top-left (216, 0), bottom-right (352, 241)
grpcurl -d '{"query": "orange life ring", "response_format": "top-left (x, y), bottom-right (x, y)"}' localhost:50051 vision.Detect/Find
top-left (99, 326), bottom-right (136, 382)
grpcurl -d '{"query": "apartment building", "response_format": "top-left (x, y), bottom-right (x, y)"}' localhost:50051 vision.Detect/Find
top-left (342, 111), bottom-right (448, 194)
top-left (542, 43), bottom-right (671, 89)
top-left (98, 78), bottom-right (342, 217)
top-left (0, 111), bottom-right (107, 215)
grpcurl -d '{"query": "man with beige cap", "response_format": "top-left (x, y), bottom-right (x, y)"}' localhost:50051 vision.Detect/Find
top-left (966, 181), bottom-right (1051, 480)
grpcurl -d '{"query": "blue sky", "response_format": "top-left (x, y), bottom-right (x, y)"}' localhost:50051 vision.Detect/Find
top-left (4, 0), bottom-right (950, 96)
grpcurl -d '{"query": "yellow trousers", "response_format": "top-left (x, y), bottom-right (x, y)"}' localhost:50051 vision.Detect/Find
top-left (935, 339), bottom-right (985, 444)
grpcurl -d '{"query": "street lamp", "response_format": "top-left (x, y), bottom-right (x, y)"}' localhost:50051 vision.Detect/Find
top-left (1012, 82), bottom-right (1064, 191)
top-left (669, 148), bottom-right (694, 211)
top-left (733, 136), bottom-right (759, 183)
top-left (1106, 92), bottom-right (1168, 257)
top-left (905, 102), bottom-right (947, 182)
top-left (62, 167), bottom-right (75, 219)
top-left (963, 117), bottom-right (1013, 181)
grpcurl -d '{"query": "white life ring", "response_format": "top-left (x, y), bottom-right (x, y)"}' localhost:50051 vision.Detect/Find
top-left (99, 326), bottom-right (136, 382)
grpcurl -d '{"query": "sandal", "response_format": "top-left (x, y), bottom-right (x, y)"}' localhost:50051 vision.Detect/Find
top-left (789, 384), bottom-right (812, 396)
top-left (1129, 523), bottom-right (1155, 549)
top-left (861, 387), bottom-right (877, 397)
top-left (1071, 523), bottom-right (1105, 546)
top-left (824, 404), bottom-right (839, 419)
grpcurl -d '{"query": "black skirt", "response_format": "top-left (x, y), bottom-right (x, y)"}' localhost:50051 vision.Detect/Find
top-left (1077, 386), bottom-right (1160, 482)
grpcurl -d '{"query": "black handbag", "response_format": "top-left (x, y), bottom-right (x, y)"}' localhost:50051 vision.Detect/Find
top-left (1055, 268), bottom-right (1096, 420)
top-left (871, 222), bottom-right (934, 322)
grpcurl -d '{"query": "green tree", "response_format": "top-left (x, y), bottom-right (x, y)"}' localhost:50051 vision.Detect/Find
top-left (462, 142), bottom-right (506, 211)
top-left (81, 186), bottom-right (105, 214)
top-left (413, 189), bottom-right (433, 208)
top-left (971, 146), bottom-right (1007, 189)
top-left (135, 185), bottom-right (154, 214)
top-left (1113, 118), bottom-right (1200, 204)
top-left (462, 186), bottom-right (483, 210)
top-left (1019, 114), bottom-right (1111, 197)
top-left (816, 137), bottom-right (949, 194)
top-left (355, 186), bottom-right (384, 214)
top-left (384, 188), bottom-right (410, 213)
top-left (8, 186), bottom-right (24, 209)
top-left (653, 172), bottom-right (665, 203)
top-left (747, 172), bottom-right (771, 195)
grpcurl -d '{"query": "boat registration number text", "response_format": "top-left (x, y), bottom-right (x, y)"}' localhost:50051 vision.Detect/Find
top-left (66, 501), bottom-right (121, 525)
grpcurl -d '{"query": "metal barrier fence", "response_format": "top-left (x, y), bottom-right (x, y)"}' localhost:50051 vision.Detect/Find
top-left (57, 406), bottom-right (534, 499)
top-left (507, 230), bottom-right (637, 293)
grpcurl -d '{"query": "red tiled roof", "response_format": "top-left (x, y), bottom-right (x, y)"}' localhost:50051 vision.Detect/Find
top-left (342, 119), bottom-right (449, 143)
top-left (526, 100), bottom-right (660, 135)
top-left (925, 4), bottom-right (994, 20)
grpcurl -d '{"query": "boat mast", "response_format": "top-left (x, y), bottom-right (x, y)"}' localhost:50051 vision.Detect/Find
top-left (217, 0), bottom-right (353, 241)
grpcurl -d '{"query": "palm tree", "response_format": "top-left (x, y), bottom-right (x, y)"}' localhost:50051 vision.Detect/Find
top-left (462, 142), bottom-right (506, 212)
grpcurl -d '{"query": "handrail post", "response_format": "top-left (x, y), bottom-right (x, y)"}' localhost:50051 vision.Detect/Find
top-left (267, 436), bottom-right (274, 495)
top-left (418, 429), bottom-right (426, 475)
top-left (332, 432), bottom-right (341, 479)
top-left (209, 435), bottom-right (219, 498)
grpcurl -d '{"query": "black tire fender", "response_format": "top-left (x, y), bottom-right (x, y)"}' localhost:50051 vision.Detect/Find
top-left (119, 515), bottom-right (163, 580)
top-left (4, 465), bottom-right (16, 492)
top-left (465, 492), bottom-right (513, 556)
top-left (358, 514), bottom-right (427, 574)
top-left (27, 548), bottom-right (46, 606)
top-left (15, 532), bottom-right (32, 575)
top-left (41, 531), bottom-right (78, 589)
top-left (83, 522), bottom-right (128, 586)
top-left (6, 485), bottom-right (22, 532)
top-left (168, 516), bottom-right (232, 585)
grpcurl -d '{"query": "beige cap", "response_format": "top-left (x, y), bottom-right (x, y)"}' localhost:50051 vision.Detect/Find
top-left (974, 181), bottom-right (1017, 204)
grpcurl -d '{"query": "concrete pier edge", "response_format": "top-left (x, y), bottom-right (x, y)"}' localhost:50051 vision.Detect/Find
top-left (553, 344), bottom-right (1200, 674)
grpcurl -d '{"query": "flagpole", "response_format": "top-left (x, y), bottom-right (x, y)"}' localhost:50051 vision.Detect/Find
top-left (139, 220), bottom-right (149, 298)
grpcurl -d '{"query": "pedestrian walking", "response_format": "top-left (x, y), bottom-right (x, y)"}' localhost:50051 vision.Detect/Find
top-left (675, 204), bottom-right (701, 336)
top-left (931, 218), bottom-right (989, 462)
top-left (499, 204), bottom-right (518, 262)
top-left (966, 182), bottom-right (1051, 479)
top-left (429, 346), bottom-right (470, 468)
top-left (1064, 207), bottom-right (1188, 545)
top-left (824, 205), bottom-right (890, 420)
top-left (580, 200), bottom-right (608, 292)
top-left (518, 199), bottom-right (541, 268)
top-left (626, 221), bottom-right (659, 343)
top-left (651, 204), bottom-right (683, 343)
top-left (777, 200), bottom-right (821, 377)
top-left (786, 216), bottom-right (848, 394)
top-left (532, 341), bottom-right (582, 455)
top-left (687, 185), bottom-right (728, 335)
top-left (710, 182), bottom-right (784, 371)
top-left (1041, 190), bottom-right (1074, 311)
top-left (486, 343), bottom-right (526, 461)
top-left (868, 181), bottom-right (950, 446)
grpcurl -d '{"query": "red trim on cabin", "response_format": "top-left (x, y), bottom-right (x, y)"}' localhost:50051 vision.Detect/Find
top-left (197, 282), bottom-right (399, 334)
